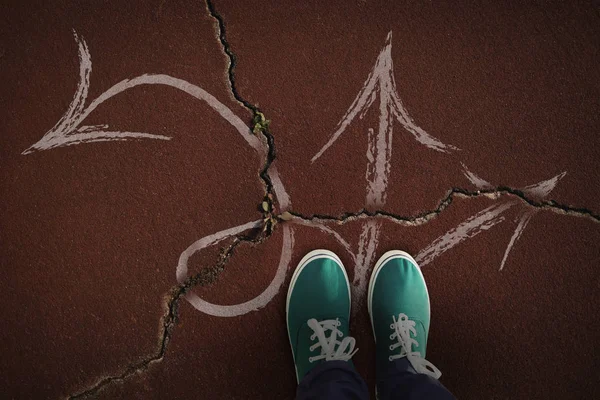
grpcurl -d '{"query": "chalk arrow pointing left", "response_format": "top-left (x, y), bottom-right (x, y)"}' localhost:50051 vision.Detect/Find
top-left (22, 31), bottom-right (171, 155)
top-left (23, 31), bottom-right (264, 156)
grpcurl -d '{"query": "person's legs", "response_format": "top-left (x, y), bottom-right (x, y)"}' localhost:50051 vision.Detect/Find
top-left (287, 250), bottom-right (368, 400)
top-left (376, 358), bottom-right (454, 400)
top-left (368, 251), bottom-right (455, 400)
top-left (296, 360), bottom-right (369, 400)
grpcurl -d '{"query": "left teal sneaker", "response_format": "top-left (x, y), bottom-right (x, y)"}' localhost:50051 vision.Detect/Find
top-left (286, 249), bottom-right (359, 383)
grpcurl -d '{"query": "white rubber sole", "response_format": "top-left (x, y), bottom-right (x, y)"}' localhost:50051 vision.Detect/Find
top-left (286, 249), bottom-right (350, 383)
top-left (367, 250), bottom-right (430, 341)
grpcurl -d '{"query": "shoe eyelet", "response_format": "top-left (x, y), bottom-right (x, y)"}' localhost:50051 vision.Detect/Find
top-left (388, 356), bottom-right (393, 361)
top-left (389, 334), bottom-right (394, 340)
top-left (389, 345), bottom-right (394, 350)
top-left (308, 357), bottom-right (314, 363)
top-left (390, 323), bottom-right (394, 329)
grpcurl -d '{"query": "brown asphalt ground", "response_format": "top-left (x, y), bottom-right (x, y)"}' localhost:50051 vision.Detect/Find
top-left (1, 1), bottom-right (599, 399)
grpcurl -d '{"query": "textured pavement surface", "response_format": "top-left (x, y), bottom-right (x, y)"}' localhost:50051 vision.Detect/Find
top-left (1, 1), bottom-right (599, 399)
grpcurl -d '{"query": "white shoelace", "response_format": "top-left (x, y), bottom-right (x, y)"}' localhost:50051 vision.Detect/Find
top-left (307, 318), bottom-right (359, 363)
top-left (389, 313), bottom-right (442, 379)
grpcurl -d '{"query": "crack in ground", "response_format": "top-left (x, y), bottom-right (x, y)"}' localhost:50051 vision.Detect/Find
top-left (68, 227), bottom-right (271, 399)
top-left (289, 187), bottom-right (600, 224)
top-left (69, 2), bottom-right (278, 397)
top-left (205, 0), bottom-right (277, 204)
top-left (205, 0), bottom-right (255, 112)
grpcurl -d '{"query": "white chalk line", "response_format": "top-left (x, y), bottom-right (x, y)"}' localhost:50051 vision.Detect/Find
top-left (499, 210), bottom-right (536, 271)
top-left (462, 162), bottom-right (493, 189)
top-left (176, 219), bottom-right (263, 283)
top-left (270, 165), bottom-right (292, 211)
top-left (353, 219), bottom-right (381, 306)
top-left (522, 171), bottom-right (567, 200)
top-left (180, 224), bottom-right (295, 317)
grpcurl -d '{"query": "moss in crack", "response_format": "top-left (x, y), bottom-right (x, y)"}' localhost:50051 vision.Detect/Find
top-left (252, 111), bottom-right (271, 135)
top-left (259, 193), bottom-right (278, 235)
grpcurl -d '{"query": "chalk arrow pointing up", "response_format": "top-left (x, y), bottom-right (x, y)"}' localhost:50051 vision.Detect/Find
top-left (311, 32), bottom-right (459, 207)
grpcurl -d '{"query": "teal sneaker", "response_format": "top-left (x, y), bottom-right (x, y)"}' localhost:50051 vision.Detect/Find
top-left (368, 250), bottom-right (441, 382)
top-left (286, 250), bottom-right (358, 383)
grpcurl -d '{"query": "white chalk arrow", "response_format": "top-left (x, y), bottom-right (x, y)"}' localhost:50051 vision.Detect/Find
top-left (312, 31), bottom-right (459, 208)
top-left (497, 170), bottom-right (567, 270)
top-left (23, 31), bottom-right (265, 157)
top-left (416, 167), bottom-right (568, 270)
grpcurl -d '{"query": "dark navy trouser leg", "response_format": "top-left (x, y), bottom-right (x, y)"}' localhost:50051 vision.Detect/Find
top-left (296, 359), bottom-right (456, 400)
top-left (296, 361), bottom-right (369, 400)
top-left (377, 358), bottom-right (456, 400)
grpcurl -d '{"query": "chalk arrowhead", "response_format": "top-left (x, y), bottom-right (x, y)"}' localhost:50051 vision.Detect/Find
top-left (311, 31), bottom-right (458, 163)
top-left (459, 166), bottom-right (567, 270)
top-left (22, 31), bottom-right (170, 155)
top-left (520, 171), bottom-right (567, 200)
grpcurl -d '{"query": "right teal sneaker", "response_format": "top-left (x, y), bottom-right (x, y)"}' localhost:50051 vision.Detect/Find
top-left (368, 250), bottom-right (441, 382)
